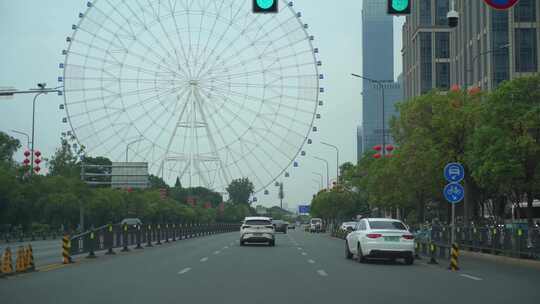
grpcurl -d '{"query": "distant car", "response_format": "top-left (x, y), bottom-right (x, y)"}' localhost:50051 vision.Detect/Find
top-left (287, 222), bottom-right (296, 230)
top-left (309, 218), bottom-right (323, 233)
top-left (240, 217), bottom-right (275, 246)
top-left (120, 218), bottom-right (142, 228)
top-left (272, 220), bottom-right (288, 233)
top-left (345, 218), bottom-right (415, 265)
top-left (340, 221), bottom-right (357, 232)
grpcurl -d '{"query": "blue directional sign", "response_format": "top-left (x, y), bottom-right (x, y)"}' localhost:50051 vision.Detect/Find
top-left (444, 162), bottom-right (464, 183)
top-left (444, 183), bottom-right (464, 204)
top-left (298, 205), bottom-right (310, 214)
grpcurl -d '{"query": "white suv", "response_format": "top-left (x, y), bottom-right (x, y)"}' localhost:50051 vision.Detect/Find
top-left (345, 218), bottom-right (415, 265)
top-left (240, 217), bottom-right (275, 246)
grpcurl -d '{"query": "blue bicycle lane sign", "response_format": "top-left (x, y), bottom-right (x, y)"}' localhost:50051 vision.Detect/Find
top-left (443, 183), bottom-right (464, 204)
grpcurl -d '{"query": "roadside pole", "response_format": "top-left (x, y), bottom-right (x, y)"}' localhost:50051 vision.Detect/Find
top-left (443, 163), bottom-right (465, 271)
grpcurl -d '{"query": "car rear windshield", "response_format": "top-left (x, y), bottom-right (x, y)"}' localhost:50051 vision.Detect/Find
top-left (245, 220), bottom-right (271, 226)
top-left (368, 221), bottom-right (406, 230)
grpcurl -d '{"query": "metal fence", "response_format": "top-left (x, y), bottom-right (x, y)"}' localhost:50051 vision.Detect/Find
top-left (1, 231), bottom-right (62, 243)
top-left (414, 225), bottom-right (540, 260)
top-left (69, 223), bottom-right (240, 256)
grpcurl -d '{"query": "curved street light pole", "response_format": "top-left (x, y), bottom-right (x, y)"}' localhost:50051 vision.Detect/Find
top-left (321, 142), bottom-right (340, 184)
top-left (312, 172), bottom-right (324, 191)
top-left (351, 73), bottom-right (389, 156)
top-left (313, 156), bottom-right (329, 189)
top-left (11, 129), bottom-right (30, 150)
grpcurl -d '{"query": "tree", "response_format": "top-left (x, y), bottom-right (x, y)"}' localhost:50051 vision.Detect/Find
top-left (226, 178), bottom-right (254, 205)
top-left (468, 76), bottom-right (540, 231)
top-left (48, 136), bottom-right (79, 178)
top-left (0, 132), bottom-right (21, 167)
top-left (148, 175), bottom-right (168, 189)
top-left (174, 177), bottom-right (182, 188)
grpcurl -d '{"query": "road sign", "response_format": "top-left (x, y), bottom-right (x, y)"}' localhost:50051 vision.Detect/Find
top-left (444, 183), bottom-right (464, 204)
top-left (298, 205), bottom-right (310, 214)
top-left (483, 0), bottom-right (520, 10)
top-left (444, 162), bottom-right (464, 183)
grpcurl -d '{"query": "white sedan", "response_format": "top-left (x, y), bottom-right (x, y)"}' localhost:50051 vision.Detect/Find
top-left (240, 217), bottom-right (275, 246)
top-left (345, 218), bottom-right (415, 265)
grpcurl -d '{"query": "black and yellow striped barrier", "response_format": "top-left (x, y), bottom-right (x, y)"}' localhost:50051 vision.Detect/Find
top-left (449, 243), bottom-right (460, 271)
top-left (1, 247), bottom-right (13, 276)
top-left (26, 245), bottom-right (35, 272)
top-left (62, 234), bottom-right (72, 264)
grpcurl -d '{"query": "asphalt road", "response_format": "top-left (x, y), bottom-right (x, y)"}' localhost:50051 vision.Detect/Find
top-left (1, 229), bottom-right (539, 304)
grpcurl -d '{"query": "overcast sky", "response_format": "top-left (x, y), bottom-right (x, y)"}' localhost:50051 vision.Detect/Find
top-left (0, 0), bottom-right (404, 211)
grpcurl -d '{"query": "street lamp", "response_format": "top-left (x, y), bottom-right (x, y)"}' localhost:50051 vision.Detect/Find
top-left (11, 129), bottom-right (30, 150)
top-left (321, 141), bottom-right (340, 183)
top-left (312, 172), bottom-right (324, 191)
top-left (466, 44), bottom-right (510, 87)
top-left (126, 138), bottom-right (144, 162)
top-left (313, 156), bottom-right (329, 188)
top-left (351, 73), bottom-right (393, 156)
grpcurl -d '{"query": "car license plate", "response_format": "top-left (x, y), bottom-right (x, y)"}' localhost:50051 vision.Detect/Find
top-left (384, 236), bottom-right (399, 242)
top-left (254, 233), bottom-right (263, 236)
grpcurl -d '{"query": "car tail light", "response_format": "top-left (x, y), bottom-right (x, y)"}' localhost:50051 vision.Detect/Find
top-left (366, 233), bottom-right (382, 239)
top-left (402, 234), bottom-right (414, 240)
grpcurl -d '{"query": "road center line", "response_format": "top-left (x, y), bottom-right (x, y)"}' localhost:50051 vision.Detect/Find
top-left (178, 267), bottom-right (192, 275)
top-left (223, 246), bottom-right (229, 249)
top-left (214, 250), bottom-right (221, 255)
top-left (308, 259), bottom-right (315, 264)
top-left (317, 270), bottom-right (328, 277)
top-left (460, 274), bottom-right (483, 281)
top-left (297, 247), bottom-right (302, 250)
top-left (200, 257), bottom-right (208, 262)
top-left (301, 252), bottom-right (307, 256)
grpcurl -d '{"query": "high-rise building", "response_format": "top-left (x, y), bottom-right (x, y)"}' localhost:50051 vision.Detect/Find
top-left (360, 0), bottom-right (403, 158)
top-left (402, 0), bottom-right (540, 100)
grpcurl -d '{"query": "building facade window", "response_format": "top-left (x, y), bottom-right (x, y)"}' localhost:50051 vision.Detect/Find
top-left (435, 0), bottom-right (449, 26)
top-left (491, 11), bottom-right (509, 88)
top-left (435, 32), bottom-right (450, 59)
top-left (420, 0), bottom-right (432, 26)
top-left (515, 28), bottom-right (538, 72)
top-left (514, 0), bottom-right (536, 23)
top-left (420, 32), bottom-right (432, 93)
top-left (436, 63), bottom-right (450, 89)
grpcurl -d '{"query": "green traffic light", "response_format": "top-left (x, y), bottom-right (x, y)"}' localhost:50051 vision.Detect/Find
top-left (256, 0), bottom-right (274, 10)
top-left (391, 0), bottom-right (409, 12)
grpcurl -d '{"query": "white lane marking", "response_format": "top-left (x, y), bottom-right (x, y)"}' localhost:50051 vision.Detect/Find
top-left (200, 257), bottom-right (208, 262)
top-left (460, 274), bottom-right (483, 281)
top-left (178, 267), bottom-right (192, 275)
top-left (223, 246), bottom-right (229, 249)
top-left (308, 259), bottom-right (315, 264)
top-left (214, 250), bottom-right (221, 255)
top-left (301, 252), bottom-right (307, 256)
top-left (297, 247), bottom-right (302, 250)
top-left (317, 270), bottom-right (328, 277)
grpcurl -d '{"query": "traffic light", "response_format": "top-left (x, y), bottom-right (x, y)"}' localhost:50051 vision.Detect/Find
top-left (387, 0), bottom-right (411, 15)
top-left (253, 0), bottom-right (278, 14)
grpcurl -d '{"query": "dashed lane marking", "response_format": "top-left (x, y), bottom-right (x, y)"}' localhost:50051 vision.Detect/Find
top-left (317, 270), bottom-right (328, 277)
top-left (301, 252), bottom-right (307, 256)
top-left (214, 250), bottom-right (221, 255)
top-left (223, 246), bottom-right (229, 249)
top-left (178, 267), bottom-right (192, 275)
top-left (297, 247), bottom-right (302, 250)
top-left (200, 257), bottom-right (208, 262)
top-left (308, 259), bottom-right (315, 264)
top-left (460, 274), bottom-right (483, 281)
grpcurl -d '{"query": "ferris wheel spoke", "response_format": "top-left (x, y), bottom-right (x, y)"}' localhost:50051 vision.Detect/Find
top-left (167, 2), bottom-right (194, 78)
top-left (194, 0), bottom-right (226, 69)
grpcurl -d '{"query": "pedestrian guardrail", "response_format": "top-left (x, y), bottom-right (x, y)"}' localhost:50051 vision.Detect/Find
top-left (1, 231), bottom-right (62, 243)
top-left (67, 223), bottom-right (240, 258)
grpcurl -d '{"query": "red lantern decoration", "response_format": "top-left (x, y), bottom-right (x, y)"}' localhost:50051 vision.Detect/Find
top-left (373, 153), bottom-right (382, 159)
top-left (450, 84), bottom-right (460, 92)
top-left (385, 154), bottom-right (393, 158)
top-left (385, 144), bottom-right (394, 152)
top-left (127, 187), bottom-right (133, 193)
top-left (34, 150), bottom-right (41, 157)
top-left (24, 150), bottom-right (31, 157)
top-left (34, 166), bottom-right (41, 173)
top-left (23, 158), bottom-right (30, 165)
top-left (468, 86), bottom-right (481, 96)
top-left (34, 158), bottom-right (42, 164)
top-left (373, 145), bottom-right (382, 151)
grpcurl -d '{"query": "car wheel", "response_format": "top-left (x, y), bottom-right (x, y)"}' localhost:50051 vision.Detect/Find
top-left (269, 240), bottom-right (275, 247)
top-left (357, 244), bottom-right (367, 263)
top-left (345, 241), bottom-right (353, 260)
top-left (404, 256), bottom-right (414, 265)
top-left (284, 230), bottom-right (287, 234)
top-left (240, 240), bottom-right (245, 246)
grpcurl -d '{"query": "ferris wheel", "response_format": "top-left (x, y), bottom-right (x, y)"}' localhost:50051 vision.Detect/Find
top-left (60, 0), bottom-right (323, 194)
